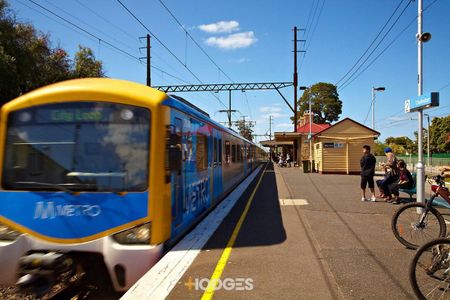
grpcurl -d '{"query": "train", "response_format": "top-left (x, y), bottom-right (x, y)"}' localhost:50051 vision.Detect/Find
top-left (0, 78), bottom-right (266, 294)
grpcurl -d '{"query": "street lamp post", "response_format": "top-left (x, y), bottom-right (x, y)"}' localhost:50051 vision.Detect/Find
top-left (371, 86), bottom-right (385, 130)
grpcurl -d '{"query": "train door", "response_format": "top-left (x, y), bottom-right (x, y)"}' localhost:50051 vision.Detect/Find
top-left (212, 129), bottom-right (223, 201)
top-left (172, 117), bottom-right (184, 229)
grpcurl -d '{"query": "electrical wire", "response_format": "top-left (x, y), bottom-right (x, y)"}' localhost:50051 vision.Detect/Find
top-left (338, 0), bottom-right (412, 91)
top-left (305, 0), bottom-right (326, 52)
top-left (335, 0), bottom-right (406, 86)
top-left (115, 0), bottom-right (228, 110)
top-left (41, 0), bottom-right (137, 54)
top-left (75, 0), bottom-right (138, 44)
top-left (338, 0), bottom-right (440, 92)
top-left (157, 0), bottom-right (235, 83)
top-left (22, 0), bottom-right (191, 84)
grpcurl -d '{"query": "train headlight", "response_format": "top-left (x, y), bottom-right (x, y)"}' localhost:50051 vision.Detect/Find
top-left (112, 222), bottom-right (151, 245)
top-left (0, 223), bottom-right (22, 241)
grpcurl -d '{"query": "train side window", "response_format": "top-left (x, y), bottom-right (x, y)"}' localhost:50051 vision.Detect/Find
top-left (196, 134), bottom-right (208, 171)
top-left (225, 140), bottom-right (230, 164)
top-left (231, 144), bottom-right (236, 163)
top-left (218, 139), bottom-right (222, 164)
top-left (213, 137), bottom-right (218, 164)
top-left (237, 145), bottom-right (241, 162)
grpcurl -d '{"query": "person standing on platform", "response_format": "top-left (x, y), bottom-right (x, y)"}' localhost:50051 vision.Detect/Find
top-left (360, 145), bottom-right (377, 202)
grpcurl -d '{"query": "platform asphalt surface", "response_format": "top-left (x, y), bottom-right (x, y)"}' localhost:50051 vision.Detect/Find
top-left (166, 162), bottom-right (448, 299)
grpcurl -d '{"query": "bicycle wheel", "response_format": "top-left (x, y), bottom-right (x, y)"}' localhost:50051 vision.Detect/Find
top-left (410, 238), bottom-right (450, 299)
top-left (391, 202), bottom-right (446, 249)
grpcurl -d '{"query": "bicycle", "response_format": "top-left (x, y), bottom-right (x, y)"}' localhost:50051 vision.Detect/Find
top-left (391, 174), bottom-right (450, 249)
top-left (410, 237), bottom-right (450, 299)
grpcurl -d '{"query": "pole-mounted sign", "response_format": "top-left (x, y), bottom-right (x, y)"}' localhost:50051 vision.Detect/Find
top-left (405, 92), bottom-right (439, 113)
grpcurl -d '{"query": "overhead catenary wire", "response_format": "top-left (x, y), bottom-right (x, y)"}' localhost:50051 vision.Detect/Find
top-left (41, 0), bottom-right (138, 54)
top-left (75, 0), bottom-right (139, 45)
top-left (338, 0), bottom-right (440, 92)
top-left (335, 0), bottom-right (407, 86)
top-left (22, 0), bottom-right (191, 85)
top-left (299, 0), bottom-right (326, 71)
top-left (74, 0), bottom-right (192, 84)
top-left (157, 0), bottom-right (235, 84)
top-left (156, 0), bottom-right (246, 121)
top-left (305, 0), bottom-right (326, 52)
top-left (115, 0), bottom-right (229, 110)
top-left (337, 0), bottom-right (412, 91)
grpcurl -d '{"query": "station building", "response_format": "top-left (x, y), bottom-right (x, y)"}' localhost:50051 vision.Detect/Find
top-left (261, 113), bottom-right (380, 174)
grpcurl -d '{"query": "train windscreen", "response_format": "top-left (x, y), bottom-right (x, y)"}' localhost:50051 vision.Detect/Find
top-left (2, 102), bottom-right (151, 192)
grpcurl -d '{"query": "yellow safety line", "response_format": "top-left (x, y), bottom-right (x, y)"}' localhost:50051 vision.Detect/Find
top-left (201, 163), bottom-right (268, 300)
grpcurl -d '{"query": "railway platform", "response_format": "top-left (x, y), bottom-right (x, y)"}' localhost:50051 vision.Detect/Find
top-left (125, 162), bottom-right (443, 300)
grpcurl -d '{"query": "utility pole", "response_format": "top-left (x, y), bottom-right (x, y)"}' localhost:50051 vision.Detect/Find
top-left (269, 115), bottom-right (273, 140)
top-left (146, 34), bottom-right (151, 87)
top-left (293, 26), bottom-right (306, 165)
top-left (309, 92), bottom-right (313, 172)
top-left (416, 0), bottom-right (425, 205)
top-left (139, 34), bottom-right (151, 87)
top-left (218, 90), bottom-right (237, 128)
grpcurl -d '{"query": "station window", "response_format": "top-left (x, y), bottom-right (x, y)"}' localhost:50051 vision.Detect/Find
top-left (196, 134), bottom-right (208, 171)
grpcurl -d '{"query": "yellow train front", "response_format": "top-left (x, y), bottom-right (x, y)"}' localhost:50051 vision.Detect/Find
top-left (0, 78), bottom-right (265, 294)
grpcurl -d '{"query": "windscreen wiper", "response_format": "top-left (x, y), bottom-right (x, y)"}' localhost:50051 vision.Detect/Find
top-left (15, 181), bottom-right (77, 195)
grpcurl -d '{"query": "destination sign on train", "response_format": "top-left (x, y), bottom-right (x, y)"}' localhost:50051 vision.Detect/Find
top-left (35, 108), bottom-right (112, 123)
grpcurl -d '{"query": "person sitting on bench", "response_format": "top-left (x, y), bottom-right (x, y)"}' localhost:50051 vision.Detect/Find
top-left (388, 160), bottom-right (414, 205)
top-left (440, 166), bottom-right (450, 179)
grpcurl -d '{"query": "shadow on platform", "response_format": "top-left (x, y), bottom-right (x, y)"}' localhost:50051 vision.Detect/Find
top-left (203, 163), bottom-right (287, 250)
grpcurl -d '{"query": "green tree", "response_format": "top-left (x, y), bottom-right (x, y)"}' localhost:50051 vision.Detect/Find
top-left (385, 136), bottom-right (415, 155)
top-left (73, 45), bottom-right (104, 78)
top-left (0, 1), bottom-right (105, 106)
top-left (374, 140), bottom-right (387, 156)
top-left (429, 115), bottom-right (450, 153)
top-left (235, 119), bottom-right (254, 141)
top-left (292, 82), bottom-right (342, 124)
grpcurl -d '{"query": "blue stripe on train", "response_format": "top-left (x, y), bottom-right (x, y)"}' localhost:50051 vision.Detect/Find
top-left (0, 191), bottom-right (148, 239)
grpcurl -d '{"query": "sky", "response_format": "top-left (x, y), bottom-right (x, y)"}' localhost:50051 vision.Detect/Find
top-left (9, 0), bottom-right (450, 143)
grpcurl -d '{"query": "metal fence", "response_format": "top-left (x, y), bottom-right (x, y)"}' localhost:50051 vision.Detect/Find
top-left (375, 156), bottom-right (449, 174)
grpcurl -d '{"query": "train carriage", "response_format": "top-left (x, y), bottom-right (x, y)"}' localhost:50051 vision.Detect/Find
top-left (0, 78), bottom-right (265, 294)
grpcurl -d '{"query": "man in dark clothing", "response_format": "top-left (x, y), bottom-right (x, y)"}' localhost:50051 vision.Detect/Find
top-left (360, 145), bottom-right (377, 202)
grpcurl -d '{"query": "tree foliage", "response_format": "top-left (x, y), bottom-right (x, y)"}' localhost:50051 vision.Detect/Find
top-left (293, 82), bottom-right (342, 124)
top-left (235, 119), bottom-right (254, 141)
top-left (73, 46), bottom-right (104, 78)
top-left (385, 136), bottom-right (416, 154)
top-left (429, 115), bottom-right (450, 153)
top-left (0, 1), bottom-right (104, 106)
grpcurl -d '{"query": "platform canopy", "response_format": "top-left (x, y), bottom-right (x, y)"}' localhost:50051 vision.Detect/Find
top-left (260, 139), bottom-right (294, 147)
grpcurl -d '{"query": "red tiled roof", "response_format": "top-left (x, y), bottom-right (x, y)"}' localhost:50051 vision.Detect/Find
top-left (296, 122), bottom-right (331, 134)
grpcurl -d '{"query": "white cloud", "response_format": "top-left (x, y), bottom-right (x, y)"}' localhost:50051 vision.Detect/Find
top-left (205, 32), bottom-right (257, 50)
top-left (387, 116), bottom-right (408, 121)
top-left (275, 123), bottom-right (293, 129)
top-left (198, 21), bottom-right (240, 34)
top-left (229, 58), bottom-right (251, 64)
top-left (262, 112), bottom-right (288, 119)
top-left (260, 106), bottom-right (283, 113)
